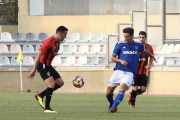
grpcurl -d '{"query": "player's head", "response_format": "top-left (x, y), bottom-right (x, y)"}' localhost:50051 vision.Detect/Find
top-left (123, 27), bottom-right (134, 44)
top-left (56, 26), bottom-right (68, 41)
top-left (139, 31), bottom-right (147, 44)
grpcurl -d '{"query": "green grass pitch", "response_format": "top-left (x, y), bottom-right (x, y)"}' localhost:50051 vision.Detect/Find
top-left (0, 93), bottom-right (180, 120)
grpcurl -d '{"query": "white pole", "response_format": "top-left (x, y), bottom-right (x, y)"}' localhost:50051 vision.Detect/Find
top-left (20, 61), bottom-right (23, 93)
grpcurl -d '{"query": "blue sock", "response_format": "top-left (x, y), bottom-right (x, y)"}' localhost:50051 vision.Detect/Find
top-left (111, 91), bottom-right (125, 108)
top-left (106, 94), bottom-right (114, 107)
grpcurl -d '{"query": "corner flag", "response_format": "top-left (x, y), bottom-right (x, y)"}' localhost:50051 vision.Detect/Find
top-left (17, 51), bottom-right (24, 62)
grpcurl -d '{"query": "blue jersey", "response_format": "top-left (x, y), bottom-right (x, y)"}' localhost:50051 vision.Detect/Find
top-left (112, 40), bottom-right (145, 73)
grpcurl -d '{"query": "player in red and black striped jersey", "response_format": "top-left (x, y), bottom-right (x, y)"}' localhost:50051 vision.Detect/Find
top-left (27, 26), bottom-right (68, 113)
top-left (127, 31), bottom-right (154, 108)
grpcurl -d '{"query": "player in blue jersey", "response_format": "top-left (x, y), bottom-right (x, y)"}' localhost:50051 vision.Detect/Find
top-left (106, 27), bottom-right (157, 113)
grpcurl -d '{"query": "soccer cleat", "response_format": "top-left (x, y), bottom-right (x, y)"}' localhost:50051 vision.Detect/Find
top-left (44, 108), bottom-right (57, 113)
top-left (131, 105), bottom-right (135, 108)
top-left (127, 92), bottom-right (131, 105)
top-left (35, 94), bottom-right (45, 108)
top-left (108, 107), bottom-right (118, 113)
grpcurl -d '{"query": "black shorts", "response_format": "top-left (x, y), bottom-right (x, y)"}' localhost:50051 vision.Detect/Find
top-left (37, 62), bottom-right (61, 80)
top-left (132, 74), bottom-right (147, 87)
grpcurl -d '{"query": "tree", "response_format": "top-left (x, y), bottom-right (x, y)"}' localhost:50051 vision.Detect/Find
top-left (1, 0), bottom-right (18, 25)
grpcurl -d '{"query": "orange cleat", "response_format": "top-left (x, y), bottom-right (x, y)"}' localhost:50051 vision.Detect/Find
top-left (108, 107), bottom-right (118, 113)
top-left (131, 105), bottom-right (135, 108)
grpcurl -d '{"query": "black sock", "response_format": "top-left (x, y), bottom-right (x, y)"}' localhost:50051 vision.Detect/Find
top-left (53, 84), bottom-right (61, 91)
top-left (39, 84), bottom-right (61, 98)
top-left (45, 87), bottom-right (54, 109)
top-left (39, 89), bottom-right (47, 98)
top-left (137, 89), bottom-right (143, 95)
top-left (131, 90), bottom-right (137, 105)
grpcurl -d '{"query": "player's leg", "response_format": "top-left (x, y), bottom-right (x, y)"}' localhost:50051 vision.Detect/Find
top-left (106, 86), bottom-right (116, 109)
top-left (44, 76), bottom-right (57, 113)
top-left (128, 74), bottom-right (140, 107)
top-left (110, 83), bottom-right (128, 109)
top-left (44, 67), bottom-right (64, 113)
top-left (52, 67), bottom-right (64, 91)
top-left (106, 70), bottom-right (120, 112)
top-left (54, 78), bottom-right (64, 90)
top-left (109, 71), bottom-right (133, 112)
top-left (38, 68), bottom-right (64, 99)
top-left (130, 86), bottom-right (138, 108)
top-left (35, 63), bottom-right (51, 109)
top-left (136, 74), bottom-right (147, 95)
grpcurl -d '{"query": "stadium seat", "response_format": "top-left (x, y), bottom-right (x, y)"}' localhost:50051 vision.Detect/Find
top-left (61, 56), bottom-right (76, 65)
top-left (36, 44), bottom-right (42, 53)
top-left (23, 56), bottom-right (34, 66)
top-left (63, 35), bottom-right (70, 42)
top-left (13, 32), bottom-right (25, 41)
top-left (175, 57), bottom-right (180, 66)
top-left (154, 44), bottom-right (162, 54)
top-left (154, 56), bottom-right (164, 66)
top-left (172, 44), bottom-right (180, 53)
top-left (58, 44), bottom-right (63, 54)
top-left (159, 44), bottom-right (168, 54)
top-left (63, 45), bottom-right (77, 54)
top-left (90, 33), bottom-right (103, 43)
top-left (74, 56), bottom-right (88, 65)
top-left (86, 45), bottom-right (100, 55)
top-left (38, 32), bottom-right (48, 41)
top-left (66, 33), bottom-right (80, 43)
top-left (102, 36), bottom-right (107, 43)
top-left (0, 44), bottom-right (11, 54)
top-left (165, 44), bottom-right (174, 54)
top-left (1, 32), bottom-right (14, 42)
top-left (78, 33), bottom-right (92, 43)
top-left (99, 45), bottom-right (106, 54)
top-left (10, 44), bottom-right (23, 54)
top-left (25, 32), bottom-right (37, 41)
top-left (0, 56), bottom-right (11, 66)
top-left (166, 59), bottom-right (174, 66)
top-left (99, 57), bottom-right (106, 65)
top-left (107, 33), bottom-right (116, 35)
top-left (74, 45), bottom-right (89, 55)
top-left (23, 44), bottom-right (36, 54)
top-left (86, 56), bottom-right (99, 65)
top-left (11, 56), bottom-right (25, 66)
top-left (51, 56), bottom-right (61, 66)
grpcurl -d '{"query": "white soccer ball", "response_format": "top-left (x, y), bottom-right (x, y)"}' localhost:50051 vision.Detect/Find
top-left (72, 76), bottom-right (85, 88)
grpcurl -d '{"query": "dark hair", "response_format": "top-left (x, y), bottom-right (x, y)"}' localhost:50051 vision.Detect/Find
top-left (123, 27), bottom-right (134, 36)
top-left (139, 31), bottom-right (147, 38)
top-left (56, 26), bottom-right (68, 34)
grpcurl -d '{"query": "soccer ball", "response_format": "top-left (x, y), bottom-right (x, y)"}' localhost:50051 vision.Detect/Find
top-left (72, 76), bottom-right (85, 88)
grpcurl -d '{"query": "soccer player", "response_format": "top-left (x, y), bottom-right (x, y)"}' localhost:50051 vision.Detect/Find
top-left (127, 31), bottom-right (154, 108)
top-left (106, 27), bottom-right (157, 113)
top-left (27, 26), bottom-right (68, 113)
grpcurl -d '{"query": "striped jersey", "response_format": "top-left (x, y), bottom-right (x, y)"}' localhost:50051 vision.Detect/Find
top-left (39, 35), bottom-right (60, 66)
top-left (136, 43), bottom-right (154, 75)
top-left (112, 40), bottom-right (145, 73)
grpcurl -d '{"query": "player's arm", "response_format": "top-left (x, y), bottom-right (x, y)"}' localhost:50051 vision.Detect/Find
top-left (111, 43), bottom-right (128, 66)
top-left (142, 49), bottom-right (157, 63)
top-left (146, 47), bottom-right (154, 70)
top-left (111, 55), bottom-right (128, 66)
top-left (27, 50), bottom-right (43, 79)
top-left (146, 57), bottom-right (154, 70)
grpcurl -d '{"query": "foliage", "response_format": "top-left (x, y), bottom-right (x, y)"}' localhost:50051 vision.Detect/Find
top-left (1, 0), bottom-right (18, 25)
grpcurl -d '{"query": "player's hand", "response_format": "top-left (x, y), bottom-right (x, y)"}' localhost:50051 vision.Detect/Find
top-left (152, 56), bottom-right (158, 63)
top-left (120, 60), bottom-right (128, 66)
top-left (27, 69), bottom-right (36, 79)
top-left (146, 65), bottom-right (151, 70)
